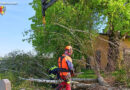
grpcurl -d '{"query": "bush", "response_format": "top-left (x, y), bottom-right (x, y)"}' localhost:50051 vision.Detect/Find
top-left (113, 69), bottom-right (129, 87)
top-left (0, 50), bottom-right (56, 89)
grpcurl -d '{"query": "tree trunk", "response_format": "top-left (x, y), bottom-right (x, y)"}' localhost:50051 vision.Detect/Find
top-left (19, 77), bottom-right (97, 83)
top-left (106, 30), bottom-right (120, 71)
top-left (19, 77), bottom-right (98, 88)
top-left (19, 77), bottom-right (111, 89)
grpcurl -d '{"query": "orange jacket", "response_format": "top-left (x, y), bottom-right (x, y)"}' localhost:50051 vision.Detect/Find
top-left (58, 54), bottom-right (72, 76)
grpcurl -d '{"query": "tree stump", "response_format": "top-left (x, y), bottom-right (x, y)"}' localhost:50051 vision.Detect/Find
top-left (0, 79), bottom-right (11, 90)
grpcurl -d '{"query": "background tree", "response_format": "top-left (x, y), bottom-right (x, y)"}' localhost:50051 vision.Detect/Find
top-left (92, 0), bottom-right (130, 71)
top-left (24, 0), bottom-right (100, 68)
top-left (24, 0), bottom-right (130, 72)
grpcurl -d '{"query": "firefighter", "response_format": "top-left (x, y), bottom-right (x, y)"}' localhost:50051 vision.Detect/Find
top-left (56, 46), bottom-right (74, 90)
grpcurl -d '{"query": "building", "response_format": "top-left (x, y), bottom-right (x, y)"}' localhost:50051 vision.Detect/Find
top-left (93, 34), bottom-right (130, 69)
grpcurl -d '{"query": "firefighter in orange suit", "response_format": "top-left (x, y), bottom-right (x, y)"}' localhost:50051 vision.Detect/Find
top-left (56, 46), bottom-right (74, 90)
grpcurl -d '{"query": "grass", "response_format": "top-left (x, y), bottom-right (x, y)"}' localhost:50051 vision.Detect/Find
top-left (0, 71), bottom-right (49, 90)
top-left (76, 69), bottom-right (97, 79)
top-left (112, 69), bottom-right (130, 87)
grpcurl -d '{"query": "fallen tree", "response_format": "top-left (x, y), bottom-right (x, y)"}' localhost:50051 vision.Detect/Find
top-left (19, 77), bottom-right (109, 86)
top-left (19, 77), bottom-right (98, 88)
top-left (19, 77), bottom-right (128, 90)
top-left (19, 77), bottom-right (97, 83)
top-left (72, 78), bottom-right (97, 83)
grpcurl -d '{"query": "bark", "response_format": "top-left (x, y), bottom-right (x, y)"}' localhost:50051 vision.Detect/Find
top-left (19, 77), bottom-right (97, 88)
top-left (19, 77), bottom-right (97, 83)
top-left (19, 77), bottom-right (109, 86)
top-left (19, 77), bottom-right (130, 90)
top-left (72, 78), bottom-right (97, 83)
top-left (89, 33), bottom-right (109, 87)
top-left (97, 76), bottom-right (109, 86)
top-left (106, 30), bottom-right (120, 71)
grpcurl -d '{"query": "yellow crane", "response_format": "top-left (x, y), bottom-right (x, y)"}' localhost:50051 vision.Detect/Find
top-left (41, 0), bottom-right (58, 25)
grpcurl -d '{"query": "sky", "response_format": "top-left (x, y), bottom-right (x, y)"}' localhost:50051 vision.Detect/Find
top-left (0, 0), bottom-right (106, 57)
top-left (0, 0), bottom-right (35, 57)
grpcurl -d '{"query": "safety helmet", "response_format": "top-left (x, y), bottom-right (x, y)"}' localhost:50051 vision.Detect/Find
top-left (65, 46), bottom-right (73, 54)
top-left (65, 46), bottom-right (72, 50)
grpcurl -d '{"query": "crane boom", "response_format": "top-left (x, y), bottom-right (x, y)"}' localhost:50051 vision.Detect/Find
top-left (41, 0), bottom-right (58, 25)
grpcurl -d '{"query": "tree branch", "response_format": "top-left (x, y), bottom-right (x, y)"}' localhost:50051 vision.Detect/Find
top-left (19, 77), bottom-right (98, 88)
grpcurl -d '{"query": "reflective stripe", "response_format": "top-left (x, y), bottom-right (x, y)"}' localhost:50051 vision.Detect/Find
top-left (50, 66), bottom-right (57, 71)
top-left (49, 74), bottom-right (56, 78)
top-left (67, 81), bottom-right (70, 84)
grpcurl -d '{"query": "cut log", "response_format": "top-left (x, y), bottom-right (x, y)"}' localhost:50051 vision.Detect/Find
top-left (19, 77), bottom-right (97, 83)
top-left (72, 78), bottom-right (97, 83)
top-left (97, 76), bottom-right (109, 86)
top-left (19, 77), bottom-right (61, 84)
top-left (19, 77), bottom-right (98, 88)
top-left (20, 77), bottom-right (128, 89)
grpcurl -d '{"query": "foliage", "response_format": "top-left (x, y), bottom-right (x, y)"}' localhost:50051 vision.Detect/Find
top-left (0, 57), bottom-right (2, 60)
top-left (91, 0), bottom-right (130, 34)
top-left (0, 50), bottom-right (57, 89)
top-left (90, 0), bottom-right (130, 71)
top-left (24, 0), bottom-right (99, 61)
top-left (0, 50), bottom-right (98, 89)
top-left (0, 71), bottom-right (47, 90)
top-left (23, 0), bottom-right (130, 87)
top-left (112, 69), bottom-right (130, 87)
top-left (0, 50), bottom-right (53, 78)
top-left (25, 0), bottom-right (130, 62)
top-left (77, 69), bottom-right (97, 79)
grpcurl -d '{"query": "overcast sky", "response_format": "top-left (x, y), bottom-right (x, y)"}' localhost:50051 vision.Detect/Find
top-left (0, 0), bottom-right (35, 57)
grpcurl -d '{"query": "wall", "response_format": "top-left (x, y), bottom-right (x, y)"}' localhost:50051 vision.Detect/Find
top-left (94, 35), bottom-right (109, 69)
top-left (93, 35), bottom-right (130, 69)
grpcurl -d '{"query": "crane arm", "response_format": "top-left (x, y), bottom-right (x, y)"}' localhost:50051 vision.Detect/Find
top-left (41, 0), bottom-right (58, 25)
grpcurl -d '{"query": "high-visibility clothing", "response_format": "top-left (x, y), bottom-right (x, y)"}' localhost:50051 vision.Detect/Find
top-left (58, 54), bottom-right (72, 76)
top-left (0, 6), bottom-right (5, 15)
top-left (48, 65), bottom-right (60, 79)
top-left (65, 46), bottom-right (73, 54)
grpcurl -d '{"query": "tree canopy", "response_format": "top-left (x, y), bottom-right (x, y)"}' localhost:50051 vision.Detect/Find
top-left (24, 0), bottom-right (130, 66)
